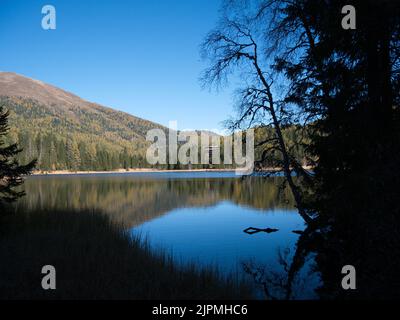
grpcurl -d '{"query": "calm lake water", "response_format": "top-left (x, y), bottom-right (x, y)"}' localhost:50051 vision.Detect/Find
top-left (16, 171), bottom-right (319, 298)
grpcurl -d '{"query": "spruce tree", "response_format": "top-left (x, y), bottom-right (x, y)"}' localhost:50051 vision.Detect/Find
top-left (66, 137), bottom-right (81, 171)
top-left (0, 105), bottom-right (36, 204)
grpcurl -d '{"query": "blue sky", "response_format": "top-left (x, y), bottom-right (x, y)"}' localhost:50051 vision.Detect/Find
top-left (0, 0), bottom-right (237, 131)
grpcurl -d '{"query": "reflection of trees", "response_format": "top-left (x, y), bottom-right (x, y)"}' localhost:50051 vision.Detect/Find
top-left (243, 224), bottom-right (321, 300)
top-left (16, 176), bottom-right (295, 228)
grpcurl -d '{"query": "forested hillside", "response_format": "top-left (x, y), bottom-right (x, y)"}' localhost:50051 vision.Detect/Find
top-left (0, 72), bottom-right (307, 171)
top-left (2, 96), bottom-right (158, 171)
top-left (0, 72), bottom-right (166, 171)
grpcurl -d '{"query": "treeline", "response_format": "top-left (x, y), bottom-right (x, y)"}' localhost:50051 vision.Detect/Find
top-left (2, 95), bottom-right (308, 171)
top-left (0, 95), bottom-right (159, 171)
top-left (254, 125), bottom-right (310, 168)
top-left (12, 127), bottom-right (307, 171)
top-left (11, 130), bottom-right (235, 171)
top-left (14, 131), bottom-right (148, 171)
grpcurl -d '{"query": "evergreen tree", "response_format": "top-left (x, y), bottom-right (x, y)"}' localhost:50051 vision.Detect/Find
top-left (0, 105), bottom-right (36, 204)
top-left (252, 0), bottom-right (400, 298)
top-left (49, 140), bottom-right (57, 171)
top-left (66, 137), bottom-right (81, 171)
top-left (56, 139), bottom-right (67, 169)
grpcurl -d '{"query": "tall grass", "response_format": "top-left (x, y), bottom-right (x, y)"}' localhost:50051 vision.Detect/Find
top-left (0, 208), bottom-right (252, 300)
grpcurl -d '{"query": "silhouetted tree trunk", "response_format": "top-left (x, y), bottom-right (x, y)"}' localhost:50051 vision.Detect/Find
top-left (201, 8), bottom-right (313, 224)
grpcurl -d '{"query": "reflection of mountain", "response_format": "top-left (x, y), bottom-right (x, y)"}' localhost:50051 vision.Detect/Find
top-left (16, 176), bottom-right (295, 228)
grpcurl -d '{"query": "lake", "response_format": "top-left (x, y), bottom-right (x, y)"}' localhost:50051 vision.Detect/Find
top-left (16, 171), bottom-right (319, 298)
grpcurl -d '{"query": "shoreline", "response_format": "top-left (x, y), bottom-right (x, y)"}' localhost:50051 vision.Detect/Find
top-left (31, 166), bottom-right (313, 176)
top-left (31, 168), bottom-right (238, 176)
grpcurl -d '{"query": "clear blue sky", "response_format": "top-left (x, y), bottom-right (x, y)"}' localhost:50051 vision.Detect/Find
top-left (0, 0), bottom-right (236, 131)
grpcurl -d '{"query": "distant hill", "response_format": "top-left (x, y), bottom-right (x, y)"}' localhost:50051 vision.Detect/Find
top-left (0, 72), bottom-right (227, 171)
top-left (0, 72), bottom-right (167, 170)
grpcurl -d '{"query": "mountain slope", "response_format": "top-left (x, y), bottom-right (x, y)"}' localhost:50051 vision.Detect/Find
top-left (0, 72), bottom-right (165, 170)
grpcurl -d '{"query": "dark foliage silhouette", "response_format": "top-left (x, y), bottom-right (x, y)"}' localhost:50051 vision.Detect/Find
top-left (0, 105), bottom-right (36, 204)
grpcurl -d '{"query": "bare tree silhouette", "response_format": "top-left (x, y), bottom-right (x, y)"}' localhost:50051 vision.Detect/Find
top-left (201, 11), bottom-right (313, 224)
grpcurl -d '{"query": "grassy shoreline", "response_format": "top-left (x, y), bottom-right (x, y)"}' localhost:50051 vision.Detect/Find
top-left (0, 207), bottom-right (253, 300)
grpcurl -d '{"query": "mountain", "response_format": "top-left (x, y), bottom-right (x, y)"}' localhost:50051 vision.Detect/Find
top-left (0, 72), bottom-right (166, 171)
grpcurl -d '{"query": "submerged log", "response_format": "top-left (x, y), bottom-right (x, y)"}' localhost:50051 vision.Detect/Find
top-left (292, 230), bottom-right (304, 235)
top-left (243, 227), bottom-right (279, 235)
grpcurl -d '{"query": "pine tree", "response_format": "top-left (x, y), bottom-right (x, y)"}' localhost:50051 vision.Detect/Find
top-left (66, 137), bottom-right (81, 171)
top-left (0, 105), bottom-right (36, 204)
top-left (49, 140), bottom-right (57, 171)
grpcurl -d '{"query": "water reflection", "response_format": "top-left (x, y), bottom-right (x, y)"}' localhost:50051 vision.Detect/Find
top-left (15, 172), bottom-right (320, 299)
top-left (17, 173), bottom-right (295, 228)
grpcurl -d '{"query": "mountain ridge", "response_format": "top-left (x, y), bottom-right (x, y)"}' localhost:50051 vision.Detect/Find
top-left (0, 71), bottom-right (166, 170)
top-left (0, 71), bottom-right (165, 135)
top-left (0, 72), bottom-right (224, 171)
